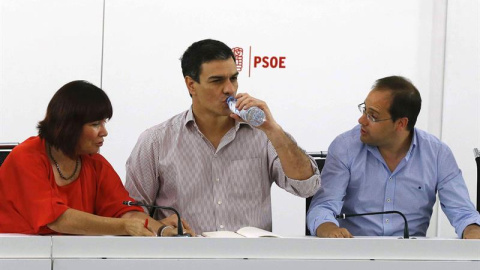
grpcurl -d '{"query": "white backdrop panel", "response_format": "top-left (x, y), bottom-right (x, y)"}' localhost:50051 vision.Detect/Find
top-left (441, 0), bottom-right (480, 238)
top-left (0, 0), bottom-right (104, 142)
top-left (101, 0), bottom-right (438, 236)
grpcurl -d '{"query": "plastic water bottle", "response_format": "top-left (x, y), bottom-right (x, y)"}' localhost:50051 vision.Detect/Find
top-left (226, 96), bottom-right (265, 127)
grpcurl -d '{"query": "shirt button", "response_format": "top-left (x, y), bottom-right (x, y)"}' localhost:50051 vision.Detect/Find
top-left (389, 177), bottom-right (392, 180)
top-left (386, 198), bottom-right (391, 202)
top-left (217, 200), bottom-right (222, 205)
top-left (216, 178), bottom-right (220, 182)
top-left (220, 225), bottom-right (224, 229)
top-left (385, 219), bottom-right (389, 223)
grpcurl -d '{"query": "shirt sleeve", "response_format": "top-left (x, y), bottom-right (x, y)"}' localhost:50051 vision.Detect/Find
top-left (92, 154), bottom-right (144, 217)
top-left (437, 144), bottom-right (480, 238)
top-left (125, 128), bottom-right (161, 211)
top-left (0, 142), bottom-right (68, 234)
top-left (306, 135), bottom-right (350, 235)
top-left (268, 132), bottom-right (321, 198)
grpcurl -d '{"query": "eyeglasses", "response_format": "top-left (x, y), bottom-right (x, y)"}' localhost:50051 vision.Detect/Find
top-left (358, 103), bottom-right (392, 123)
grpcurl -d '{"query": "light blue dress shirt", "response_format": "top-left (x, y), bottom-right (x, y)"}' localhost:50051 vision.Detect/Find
top-left (307, 125), bottom-right (480, 237)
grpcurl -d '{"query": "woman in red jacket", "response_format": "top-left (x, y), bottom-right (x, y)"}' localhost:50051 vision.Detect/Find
top-left (0, 80), bottom-right (190, 236)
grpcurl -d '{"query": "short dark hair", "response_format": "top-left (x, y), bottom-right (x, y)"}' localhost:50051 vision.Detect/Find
top-left (37, 80), bottom-right (113, 158)
top-left (372, 76), bottom-right (422, 130)
top-left (180, 39), bottom-right (235, 83)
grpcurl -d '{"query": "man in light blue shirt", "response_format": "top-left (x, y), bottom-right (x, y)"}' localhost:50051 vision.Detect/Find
top-left (307, 76), bottom-right (480, 239)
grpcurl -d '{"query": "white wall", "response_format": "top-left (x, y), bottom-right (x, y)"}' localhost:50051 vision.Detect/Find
top-left (0, 0), bottom-right (477, 237)
top-left (0, 0), bottom-right (104, 139)
top-left (440, 0), bottom-right (480, 238)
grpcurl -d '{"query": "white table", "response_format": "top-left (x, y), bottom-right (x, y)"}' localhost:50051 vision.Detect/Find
top-left (1, 235), bottom-right (478, 270)
top-left (50, 236), bottom-right (480, 270)
top-left (0, 234), bottom-right (51, 270)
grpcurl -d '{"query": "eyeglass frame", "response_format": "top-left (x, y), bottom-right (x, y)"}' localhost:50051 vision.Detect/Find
top-left (358, 102), bottom-right (392, 123)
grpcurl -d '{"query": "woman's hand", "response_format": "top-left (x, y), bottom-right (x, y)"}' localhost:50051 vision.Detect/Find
top-left (123, 218), bottom-right (156, 236)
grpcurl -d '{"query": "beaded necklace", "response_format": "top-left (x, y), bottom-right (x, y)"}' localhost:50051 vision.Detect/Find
top-left (48, 145), bottom-right (80, 180)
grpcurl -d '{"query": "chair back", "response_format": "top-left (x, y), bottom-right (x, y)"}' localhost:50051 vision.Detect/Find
top-left (474, 148), bottom-right (480, 212)
top-left (306, 152), bottom-right (327, 235)
top-left (0, 143), bottom-right (19, 167)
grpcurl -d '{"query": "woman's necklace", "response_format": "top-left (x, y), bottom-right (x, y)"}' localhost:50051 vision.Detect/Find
top-left (48, 145), bottom-right (80, 180)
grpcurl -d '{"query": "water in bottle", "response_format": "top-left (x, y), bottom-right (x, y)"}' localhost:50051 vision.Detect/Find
top-left (226, 96), bottom-right (265, 127)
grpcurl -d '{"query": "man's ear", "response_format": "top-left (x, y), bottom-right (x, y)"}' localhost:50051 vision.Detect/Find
top-left (396, 117), bottom-right (409, 131)
top-left (185, 76), bottom-right (196, 96)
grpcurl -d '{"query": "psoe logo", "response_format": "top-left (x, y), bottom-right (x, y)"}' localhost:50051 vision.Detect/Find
top-left (231, 46), bottom-right (286, 77)
top-left (232, 47), bottom-right (244, 72)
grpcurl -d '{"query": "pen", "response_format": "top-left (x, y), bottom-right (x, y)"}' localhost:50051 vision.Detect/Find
top-left (144, 218), bottom-right (149, 229)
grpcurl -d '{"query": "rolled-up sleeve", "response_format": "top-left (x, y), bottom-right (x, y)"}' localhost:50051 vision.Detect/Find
top-left (437, 145), bottom-right (480, 238)
top-left (267, 135), bottom-right (321, 198)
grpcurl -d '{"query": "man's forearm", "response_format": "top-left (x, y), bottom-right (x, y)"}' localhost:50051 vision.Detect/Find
top-left (265, 125), bottom-right (314, 180)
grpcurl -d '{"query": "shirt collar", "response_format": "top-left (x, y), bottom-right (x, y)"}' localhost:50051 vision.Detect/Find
top-left (366, 128), bottom-right (418, 161)
top-left (185, 106), bottom-right (195, 126)
top-left (184, 106), bottom-right (251, 132)
top-left (404, 128), bottom-right (417, 161)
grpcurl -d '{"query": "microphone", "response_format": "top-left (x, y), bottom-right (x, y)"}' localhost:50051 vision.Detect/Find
top-left (336, 210), bottom-right (410, 239)
top-left (123, 201), bottom-right (191, 237)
